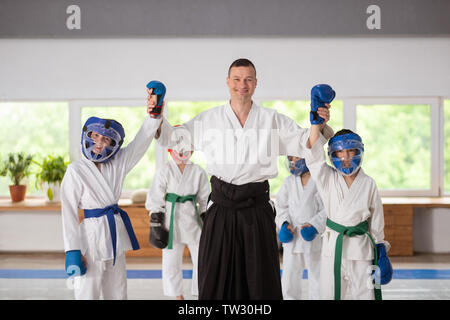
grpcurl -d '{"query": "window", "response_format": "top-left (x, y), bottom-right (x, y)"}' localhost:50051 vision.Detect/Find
top-left (262, 100), bottom-right (344, 194)
top-left (349, 98), bottom-right (439, 196)
top-left (443, 99), bottom-right (450, 194)
top-left (357, 104), bottom-right (430, 189)
top-left (0, 102), bottom-right (69, 196)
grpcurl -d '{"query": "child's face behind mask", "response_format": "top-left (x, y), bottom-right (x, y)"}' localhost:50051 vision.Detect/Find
top-left (335, 149), bottom-right (357, 169)
top-left (287, 156), bottom-right (301, 168)
top-left (169, 150), bottom-right (192, 164)
top-left (90, 131), bottom-right (112, 154)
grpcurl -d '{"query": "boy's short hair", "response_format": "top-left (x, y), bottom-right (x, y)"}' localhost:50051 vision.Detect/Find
top-left (332, 129), bottom-right (356, 138)
top-left (228, 58), bottom-right (257, 76)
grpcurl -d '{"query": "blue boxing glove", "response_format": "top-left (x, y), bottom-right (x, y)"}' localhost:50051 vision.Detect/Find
top-left (310, 84), bottom-right (335, 124)
top-left (146, 80), bottom-right (166, 118)
top-left (300, 225), bottom-right (318, 241)
top-left (65, 250), bottom-right (87, 277)
top-left (375, 243), bottom-right (393, 285)
top-left (278, 222), bottom-right (294, 243)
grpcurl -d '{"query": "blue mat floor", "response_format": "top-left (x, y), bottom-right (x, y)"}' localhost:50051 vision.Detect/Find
top-left (1, 268), bottom-right (450, 279)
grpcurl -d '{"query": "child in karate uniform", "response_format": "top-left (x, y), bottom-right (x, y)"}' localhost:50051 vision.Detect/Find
top-left (306, 86), bottom-right (393, 299)
top-left (61, 88), bottom-right (163, 299)
top-left (276, 156), bottom-right (326, 300)
top-left (146, 132), bottom-right (210, 300)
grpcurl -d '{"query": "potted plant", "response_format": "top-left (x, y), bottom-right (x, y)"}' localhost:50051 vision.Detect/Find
top-left (34, 155), bottom-right (68, 203)
top-left (0, 153), bottom-right (34, 202)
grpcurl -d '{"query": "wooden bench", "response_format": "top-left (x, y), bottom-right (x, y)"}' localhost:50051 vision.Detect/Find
top-left (382, 197), bottom-right (450, 256)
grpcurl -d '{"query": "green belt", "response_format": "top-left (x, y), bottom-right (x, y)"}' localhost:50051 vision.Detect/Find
top-left (165, 193), bottom-right (202, 250)
top-left (326, 218), bottom-right (382, 300)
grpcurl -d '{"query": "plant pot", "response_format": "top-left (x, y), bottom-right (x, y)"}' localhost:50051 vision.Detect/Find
top-left (9, 185), bottom-right (27, 202)
top-left (43, 181), bottom-right (61, 203)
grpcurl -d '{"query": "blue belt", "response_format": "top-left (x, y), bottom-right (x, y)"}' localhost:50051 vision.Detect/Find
top-left (84, 204), bottom-right (140, 265)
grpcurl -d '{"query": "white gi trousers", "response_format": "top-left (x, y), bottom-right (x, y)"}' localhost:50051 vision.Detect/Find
top-left (282, 250), bottom-right (321, 300)
top-left (320, 256), bottom-right (374, 300)
top-left (162, 242), bottom-right (199, 297)
top-left (73, 253), bottom-right (127, 300)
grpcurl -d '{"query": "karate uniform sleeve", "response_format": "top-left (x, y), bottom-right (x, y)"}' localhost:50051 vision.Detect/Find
top-left (156, 117), bottom-right (175, 148)
top-left (181, 114), bottom-right (201, 151)
top-left (276, 112), bottom-right (334, 157)
top-left (145, 168), bottom-right (168, 215)
top-left (196, 168), bottom-right (210, 213)
top-left (275, 179), bottom-right (291, 229)
top-left (304, 133), bottom-right (334, 196)
top-left (157, 115), bottom-right (199, 151)
top-left (60, 166), bottom-right (83, 252)
top-left (321, 124), bottom-right (335, 141)
top-left (309, 192), bottom-right (327, 234)
top-left (275, 112), bottom-right (309, 157)
top-left (116, 116), bottom-right (162, 174)
top-left (368, 183), bottom-right (388, 247)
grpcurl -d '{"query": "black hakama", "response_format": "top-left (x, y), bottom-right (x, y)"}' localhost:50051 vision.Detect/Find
top-left (198, 175), bottom-right (283, 300)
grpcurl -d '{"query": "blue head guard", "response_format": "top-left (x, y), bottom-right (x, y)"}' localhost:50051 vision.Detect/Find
top-left (286, 156), bottom-right (309, 176)
top-left (328, 132), bottom-right (364, 176)
top-left (81, 117), bottom-right (125, 163)
top-left (146, 80), bottom-right (166, 117)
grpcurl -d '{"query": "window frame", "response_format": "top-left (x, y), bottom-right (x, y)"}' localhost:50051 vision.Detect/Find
top-left (441, 97), bottom-right (450, 196)
top-left (343, 97), bottom-right (440, 197)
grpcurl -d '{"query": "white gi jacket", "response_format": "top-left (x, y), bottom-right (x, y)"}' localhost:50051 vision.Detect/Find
top-left (304, 134), bottom-right (386, 261)
top-left (61, 116), bottom-right (162, 261)
top-left (158, 102), bottom-right (334, 185)
top-left (275, 175), bottom-right (327, 254)
top-left (146, 160), bottom-right (210, 245)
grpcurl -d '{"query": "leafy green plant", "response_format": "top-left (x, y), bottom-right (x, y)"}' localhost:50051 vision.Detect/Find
top-left (0, 153), bottom-right (34, 186)
top-left (34, 155), bottom-right (68, 200)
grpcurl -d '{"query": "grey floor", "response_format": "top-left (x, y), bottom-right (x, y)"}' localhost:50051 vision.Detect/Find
top-left (1, 252), bottom-right (450, 300)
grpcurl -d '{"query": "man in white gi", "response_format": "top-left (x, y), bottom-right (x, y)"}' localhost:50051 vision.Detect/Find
top-left (306, 108), bottom-right (393, 299)
top-left (276, 156), bottom-right (326, 300)
top-left (61, 88), bottom-right (163, 300)
top-left (146, 136), bottom-right (210, 300)
top-left (155, 59), bottom-right (333, 299)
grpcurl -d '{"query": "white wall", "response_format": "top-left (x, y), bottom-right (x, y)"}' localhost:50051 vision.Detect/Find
top-left (0, 211), bottom-right (64, 252)
top-left (1, 37), bottom-right (450, 101)
top-left (413, 208), bottom-right (450, 253)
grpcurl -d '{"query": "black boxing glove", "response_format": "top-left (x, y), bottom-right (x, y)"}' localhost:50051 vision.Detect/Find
top-left (149, 212), bottom-right (169, 249)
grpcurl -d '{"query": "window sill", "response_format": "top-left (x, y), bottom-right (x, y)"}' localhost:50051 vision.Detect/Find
top-left (0, 198), bottom-right (146, 211)
top-left (2, 197), bottom-right (450, 212)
